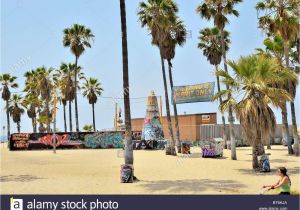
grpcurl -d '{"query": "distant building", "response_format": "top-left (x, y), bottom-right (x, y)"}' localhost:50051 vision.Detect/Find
top-left (131, 112), bottom-right (217, 141)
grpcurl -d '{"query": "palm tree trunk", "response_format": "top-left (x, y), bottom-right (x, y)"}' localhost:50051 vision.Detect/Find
top-left (32, 118), bottom-right (35, 132)
top-left (220, 28), bottom-right (236, 160)
top-left (215, 65), bottom-right (227, 148)
top-left (167, 60), bottom-right (181, 153)
top-left (281, 102), bottom-right (293, 154)
top-left (63, 104), bottom-right (67, 132)
top-left (74, 56), bottom-right (80, 132)
top-left (46, 98), bottom-right (50, 133)
top-left (34, 117), bottom-right (37, 133)
top-left (6, 100), bottom-right (10, 149)
top-left (92, 103), bottom-right (96, 131)
top-left (252, 142), bottom-right (265, 170)
top-left (283, 41), bottom-right (295, 155)
top-left (120, 0), bottom-right (134, 168)
top-left (291, 102), bottom-right (299, 156)
top-left (69, 100), bottom-right (73, 132)
top-left (159, 47), bottom-right (176, 156)
top-left (17, 122), bottom-right (20, 133)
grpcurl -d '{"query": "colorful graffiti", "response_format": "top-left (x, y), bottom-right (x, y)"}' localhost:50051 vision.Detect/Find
top-left (142, 91), bottom-right (164, 141)
top-left (199, 138), bottom-right (224, 157)
top-left (10, 131), bottom-right (142, 150)
top-left (11, 133), bottom-right (30, 141)
top-left (84, 132), bottom-right (124, 149)
top-left (13, 140), bottom-right (29, 149)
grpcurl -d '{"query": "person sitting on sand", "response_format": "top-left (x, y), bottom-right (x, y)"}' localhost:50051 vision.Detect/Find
top-left (263, 167), bottom-right (291, 195)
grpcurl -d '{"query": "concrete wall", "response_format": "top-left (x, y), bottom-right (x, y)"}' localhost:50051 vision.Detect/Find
top-left (132, 113), bottom-right (217, 141)
top-left (200, 124), bottom-right (294, 146)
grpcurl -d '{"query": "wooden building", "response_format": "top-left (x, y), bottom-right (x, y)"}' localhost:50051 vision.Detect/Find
top-left (131, 112), bottom-right (217, 141)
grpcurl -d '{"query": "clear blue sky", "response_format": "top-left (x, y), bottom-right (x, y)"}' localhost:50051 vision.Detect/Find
top-left (1, 0), bottom-right (299, 134)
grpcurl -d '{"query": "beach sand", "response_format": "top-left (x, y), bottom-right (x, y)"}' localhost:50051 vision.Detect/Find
top-left (1, 144), bottom-right (299, 194)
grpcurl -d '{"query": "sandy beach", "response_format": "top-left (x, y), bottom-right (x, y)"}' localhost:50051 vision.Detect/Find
top-left (0, 144), bottom-right (299, 194)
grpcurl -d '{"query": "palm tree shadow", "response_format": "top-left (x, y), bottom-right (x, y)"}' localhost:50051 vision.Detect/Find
top-left (180, 153), bottom-right (227, 159)
top-left (286, 167), bottom-right (300, 175)
top-left (138, 179), bottom-right (246, 193)
top-left (236, 169), bottom-right (277, 176)
top-left (242, 159), bottom-right (296, 163)
top-left (0, 175), bottom-right (44, 182)
top-left (236, 167), bottom-right (300, 176)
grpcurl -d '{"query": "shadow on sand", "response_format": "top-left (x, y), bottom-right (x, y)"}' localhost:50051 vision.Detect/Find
top-left (0, 175), bottom-right (44, 182)
top-left (138, 179), bottom-right (246, 193)
top-left (179, 153), bottom-right (228, 160)
top-left (242, 159), bottom-right (296, 163)
top-left (236, 167), bottom-right (300, 176)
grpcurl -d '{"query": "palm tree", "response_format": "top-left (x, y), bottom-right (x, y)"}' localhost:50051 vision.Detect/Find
top-left (22, 94), bottom-right (40, 133)
top-left (35, 67), bottom-right (53, 133)
top-left (119, 0), bottom-right (135, 178)
top-left (83, 124), bottom-right (93, 132)
top-left (57, 63), bottom-right (78, 132)
top-left (37, 115), bottom-right (47, 133)
top-left (198, 27), bottom-right (230, 147)
top-left (63, 24), bottom-right (95, 132)
top-left (120, 0), bottom-right (136, 177)
top-left (160, 17), bottom-right (187, 153)
top-left (256, 0), bottom-right (300, 155)
top-left (196, 0), bottom-right (242, 160)
top-left (82, 77), bottom-right (103, 131)
top-left (60, 97), bottom-right (68, 132)
top-left (0, 73), bottom-right (18, 147)
top-left (138, 0), bottom-right (178, 155)
top-left (214, 55), bottom-right (296, 169)
top-left (8, 94), bottom-right (25, 133)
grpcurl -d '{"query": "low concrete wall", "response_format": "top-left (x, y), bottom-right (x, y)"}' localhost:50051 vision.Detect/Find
top-left (200, 124), bottom-right (294, 146)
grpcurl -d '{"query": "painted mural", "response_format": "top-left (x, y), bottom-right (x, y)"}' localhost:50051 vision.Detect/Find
top-left (141, 90), bottom-right (164, 141)
top-left (199, 138), bottom-right (224, 157)
top-left (10, 131), bottom-right (142, 151)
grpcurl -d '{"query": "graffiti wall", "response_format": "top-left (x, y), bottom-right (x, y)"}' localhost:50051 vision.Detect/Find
top-left (10, 131), bottom-right (142, 151)
top-left (199, 138), bottom-right (224, 157)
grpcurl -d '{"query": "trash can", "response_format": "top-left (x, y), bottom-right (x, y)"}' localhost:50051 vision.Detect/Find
top-left (258, 155), bottom-right (270, 172)
top-left (181, 141), bottom-right (191, 154)
top-left (120, 164), bottom-right (134, 183)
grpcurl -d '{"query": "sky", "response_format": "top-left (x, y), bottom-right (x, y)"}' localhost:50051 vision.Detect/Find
top-left (1, 0), bottom-right (299, 134)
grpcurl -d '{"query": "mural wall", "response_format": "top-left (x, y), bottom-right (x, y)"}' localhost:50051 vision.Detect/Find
top-left (10, 131), bottom-right (142, 150)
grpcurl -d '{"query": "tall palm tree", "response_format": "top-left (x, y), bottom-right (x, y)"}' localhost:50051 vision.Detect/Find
top-left (60, 97), bottom-right (68, 132)
top-left (0, 73), bottom-right (18, 147)
top-left (196, 0), bottom-right (242, 160)
top-left (35, 67), bottom-right (53, 133)
top-left (198, 27), bottom-right (230, 147)
top-left (63, 24), bottom-right (95, 132)
top-left (8, 94), bottom-right (25, 133)
top-left (214, 55), bottom-right (296, 169)
top-left (256, 0), bottom-right (300, 155)
top-left (120, 0), bottom-right (134, 174)
top-left (138, 0), bottom-right (178, 155)
top-left (161, 17), bottom-right (187, 153)
top-left (82, 77), bottom-right (103, 131)
top-left (57, 63), bottom-right (78, 132)
top-left (22, 94), bottom-right (40, 133)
